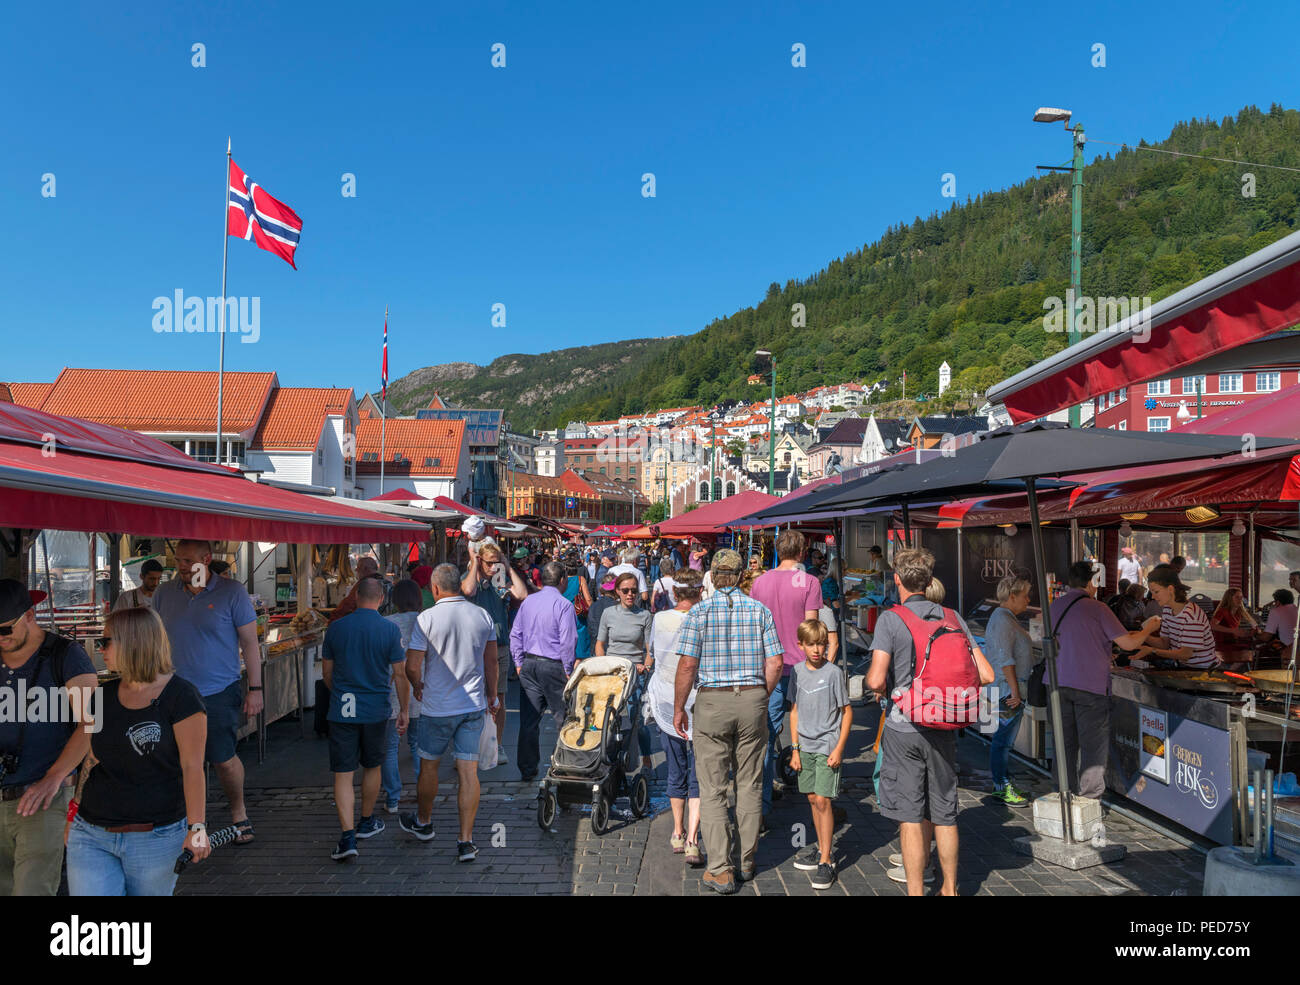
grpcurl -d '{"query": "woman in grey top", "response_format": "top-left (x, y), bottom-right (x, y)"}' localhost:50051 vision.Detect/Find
top-left (595, 573), bottom-right (654, 769)
top-left (984, 575), bottom-right (1033, 807)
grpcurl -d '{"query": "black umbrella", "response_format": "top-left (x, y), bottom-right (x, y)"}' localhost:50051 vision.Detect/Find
top-left (797, 422), bottom-right (1295, 849)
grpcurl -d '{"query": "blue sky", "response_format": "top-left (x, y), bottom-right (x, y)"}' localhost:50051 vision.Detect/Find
top-left (4, 0), bottom-right (1296, 397)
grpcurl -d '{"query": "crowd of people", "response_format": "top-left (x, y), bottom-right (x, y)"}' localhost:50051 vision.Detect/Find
top-left (6, 525), bottom-right (1294, 898)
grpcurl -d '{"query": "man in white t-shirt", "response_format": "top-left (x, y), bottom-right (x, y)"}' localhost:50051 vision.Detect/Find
top-left (608, 548), bottom-right (648, 603)
top-left (399, 563), bottom-right (498, 862)
top-left (1264, 589), bottom-right (1298, 650)
top-left (112, 559), bottom-right (165, 611)
top-left (1117, 548), bottom-right (1141, 588)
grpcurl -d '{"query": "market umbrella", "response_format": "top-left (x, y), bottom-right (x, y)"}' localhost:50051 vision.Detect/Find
top-left (795, 422), bottom-right (1296, 855)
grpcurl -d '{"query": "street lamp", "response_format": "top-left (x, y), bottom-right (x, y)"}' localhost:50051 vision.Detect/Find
top-left (1034, 106), bottom-right (1086, 428)
top-left (755, 349), bottom-right (776, 495)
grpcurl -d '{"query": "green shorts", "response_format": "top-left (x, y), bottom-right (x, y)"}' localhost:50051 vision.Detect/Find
top-left (796, 751), bottom-right (841, 798)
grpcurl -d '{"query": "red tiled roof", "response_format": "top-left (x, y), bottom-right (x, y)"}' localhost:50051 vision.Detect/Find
top-left (4, 382), bottom-right (55, 408)
top-left (35, 369), bottom-right (277, 433)
top-left (251, 387), bottom-right (352, 451)
top-left (355, 418), bottom-right (464, 476)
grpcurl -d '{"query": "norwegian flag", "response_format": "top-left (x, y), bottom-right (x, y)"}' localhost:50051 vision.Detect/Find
top-left (227, 160), bottom-right (303, 268)
top-left (381, 311), bottom-right (389, 403)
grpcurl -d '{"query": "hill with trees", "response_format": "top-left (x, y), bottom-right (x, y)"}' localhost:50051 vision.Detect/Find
top-left (392, 105), bottom-right (1300, 431)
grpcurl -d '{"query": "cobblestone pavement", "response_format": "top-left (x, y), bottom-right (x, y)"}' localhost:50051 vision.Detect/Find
top-left (178, 682), bottom-right (1206, 897)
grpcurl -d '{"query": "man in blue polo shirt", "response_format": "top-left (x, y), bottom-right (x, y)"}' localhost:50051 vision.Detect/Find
top-left (152, 538), bottom-right (261, 844)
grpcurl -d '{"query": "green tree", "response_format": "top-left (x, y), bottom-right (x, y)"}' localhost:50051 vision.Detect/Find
top-left (642, 501), bottom-right (667, 525)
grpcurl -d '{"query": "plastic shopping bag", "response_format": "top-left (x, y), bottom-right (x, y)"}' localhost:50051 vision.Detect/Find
top-left (477, 711), bottom-right (499, 771)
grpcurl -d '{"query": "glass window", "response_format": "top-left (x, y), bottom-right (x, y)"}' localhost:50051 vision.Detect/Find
top-left (1147, 417), bottom-right (1170, 432)
top-left (1219, 373), bottom-right (1243, 393)
top-left (192, 440), bottom-right (217, 462)
top-left (1176, 532), bottom-right (1230, 601)
top-left (1257, 372), bottom-right (1281, 392)
top-left (1117, 421), bottom-right (1127, 430)
top-left (1260, 540), bottom-right (1300, 610)
top-left (1124, 531), bottom-right (1176, 579)
top-left (1181, 375), bottom-right (1205, 395)
top-left (1147, 380), bottom-right (1169, 396)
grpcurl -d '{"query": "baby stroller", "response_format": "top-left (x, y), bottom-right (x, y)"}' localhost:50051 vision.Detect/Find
top-left (536, 656), bottom-right (651, 835)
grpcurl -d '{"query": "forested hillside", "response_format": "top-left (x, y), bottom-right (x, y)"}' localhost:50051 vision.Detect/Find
top-left (392, 105), bottom-right (1300, 431)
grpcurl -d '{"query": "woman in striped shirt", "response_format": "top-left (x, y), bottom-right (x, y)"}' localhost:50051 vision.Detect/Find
top-left (1134, 569), bottom-right (1221, 670)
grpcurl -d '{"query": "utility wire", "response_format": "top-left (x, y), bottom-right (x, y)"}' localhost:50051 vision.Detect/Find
top-left (1086, 137), bottom-right (1300, 174)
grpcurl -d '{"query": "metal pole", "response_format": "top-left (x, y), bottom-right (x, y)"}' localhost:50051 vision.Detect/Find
top-left (769, 359), bottom-right (777, 495)
top-left (1196, 377), bottom-right (1203, 419)
top-left (1067, 124), bottom-right (1085, 429)
top-left (1247, 512), bottom-right (1256, 609)
top-left (379, 305), bottom-right (388, 496)
top-left (1027, 479), bottom-right (1075, 844)
top-left (956, 527), bottom-right (964, 617)
top-left (217, 138), bottom-right (232, 463)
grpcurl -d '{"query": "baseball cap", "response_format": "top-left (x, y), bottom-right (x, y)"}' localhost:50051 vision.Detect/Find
top-left (0, 579), bottom-right (41, 624)
top-left (512, 547), bottom-right (529, 560)
top-left (463, 516), bottom-right (486, 540)
top-left (600, 578), bottom-right (616, 591)
top-left (710, 549), bottom-right (743, 573)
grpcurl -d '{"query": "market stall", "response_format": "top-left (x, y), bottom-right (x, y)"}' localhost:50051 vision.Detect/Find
top-left (0, 401), bottom-right (428, 762)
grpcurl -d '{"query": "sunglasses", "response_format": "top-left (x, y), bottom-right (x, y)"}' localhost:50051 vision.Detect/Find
top-left (94, 636), bottom-right (114, 650)
top-left (618, 588), bottom-right (638, 595)
top-left (0, 608), bottom-right (32, 636)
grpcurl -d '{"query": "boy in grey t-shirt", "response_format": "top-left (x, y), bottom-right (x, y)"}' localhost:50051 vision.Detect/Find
top-left (789, 619), bottom-right (852, 890)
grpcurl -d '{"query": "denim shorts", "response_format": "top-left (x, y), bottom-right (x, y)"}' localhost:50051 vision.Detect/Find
top-left (202, 680), bottom-right (243, 764)
top-left (66, 816), bottom-right (187, 896)
top-left (418, 710), bottom-right (484, 762)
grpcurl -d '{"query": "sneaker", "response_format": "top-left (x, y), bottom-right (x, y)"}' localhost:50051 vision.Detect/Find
top-left (702, 870), bottom-right (738, 895)
top-left (792, 849), bottom-right (822, 871)
top-left (888, 851), bottom-right (936, 869)
top-left (384, 800), bottom-right (400, 814)
top-left (671, 833), bottom-right (686, 854)
top-left (457, 841), bottom-right (479, 862)
top-left (398, 812), bottom-right (435, 841)
top-left (887, 864), bottom-right (934, 884)
top-left (736, 865), bottom-right (757, 883)
top-left (993, 782), bottom-right (1030, 807)
top-left (331, 831), bottom-right (358, 861)
top-left (684, 842), bottom-right (703, 867)
top-left (356, 816), bottom-right (385, 839)
top-left (810, 861), bottom-right (837, 890)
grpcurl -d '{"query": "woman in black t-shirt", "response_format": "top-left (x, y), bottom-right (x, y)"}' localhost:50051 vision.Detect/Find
top-left (67, 607), bottom-right (209, 896)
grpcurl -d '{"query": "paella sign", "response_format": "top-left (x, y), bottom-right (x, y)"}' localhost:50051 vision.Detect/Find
top-left (1138, 706), bottom-right (1169, 783)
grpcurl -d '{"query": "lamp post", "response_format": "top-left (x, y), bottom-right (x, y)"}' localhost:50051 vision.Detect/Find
top-left (1034, 107), bottom-right (1086, 428)
top-left (756, 349), bottom-right (776, 494)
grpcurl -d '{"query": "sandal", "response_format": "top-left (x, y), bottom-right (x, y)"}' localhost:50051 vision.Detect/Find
top-left (670, 833), bottom-right (686, 853)
top-left (233, 819), bottom-right (255, 845)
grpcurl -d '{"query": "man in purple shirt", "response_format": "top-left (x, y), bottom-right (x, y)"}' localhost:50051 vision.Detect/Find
top-left (510, 562), bottom-right (578, 782)
top-left (1049, 562), bottom-right (1159, 799)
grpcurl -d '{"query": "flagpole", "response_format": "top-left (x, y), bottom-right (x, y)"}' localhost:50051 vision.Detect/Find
top-left (217, 137), bottom-right (232, 465)
top-left (380, 305), bottom-right (388, 496)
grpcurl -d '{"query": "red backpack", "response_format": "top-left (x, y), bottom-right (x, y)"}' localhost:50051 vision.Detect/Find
top-left (890, 604), bottom-right (981, 730)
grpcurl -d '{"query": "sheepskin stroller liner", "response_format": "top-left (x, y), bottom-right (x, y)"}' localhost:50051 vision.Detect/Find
top-left (536, 656), bottom-right (652, 834)
top-left (551, 656), bottom-right (636, 777)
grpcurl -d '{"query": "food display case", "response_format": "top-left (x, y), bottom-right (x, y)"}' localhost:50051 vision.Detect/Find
top-left (234, 609), bottom-right (328, 760)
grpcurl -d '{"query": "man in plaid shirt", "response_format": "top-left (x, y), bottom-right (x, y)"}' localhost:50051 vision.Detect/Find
top-left (673, 549), bottom-right (783, 894)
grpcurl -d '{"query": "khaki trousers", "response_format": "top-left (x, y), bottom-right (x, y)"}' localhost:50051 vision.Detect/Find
top-left (0, 786), bottom-right (71, 896)
top-left (693, 687), bottom-right (768, 878)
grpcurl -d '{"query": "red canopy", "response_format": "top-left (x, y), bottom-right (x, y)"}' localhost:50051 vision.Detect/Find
top-left (655, 491), bottom-right (780, 536)
top-left (0, 402), bottom-right (427, 543)
top-left (369, 487), bottom-right (423, 502)
top-left (1175, 381), bottom-right (1300, 438)
top-left (988, 231), bottom-right (1300, 422)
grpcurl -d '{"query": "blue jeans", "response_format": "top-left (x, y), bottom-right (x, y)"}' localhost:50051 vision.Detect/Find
top-left (67, 816), bottom-right (187, 896)
top-left (382, 717), bottom-right (402, 806)
top-left (990, 705), bottom-right (1025, 787)
top-left (762, 675), bottom-right (789, 815)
